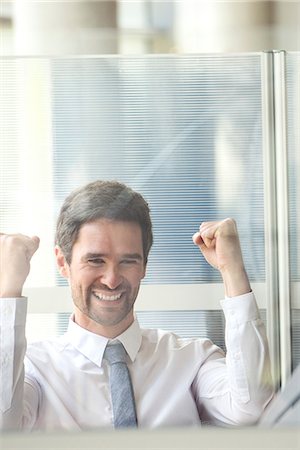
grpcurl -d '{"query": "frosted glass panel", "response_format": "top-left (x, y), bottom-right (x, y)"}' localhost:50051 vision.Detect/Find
top-left (50, 54), bottom-right (264, 285)
top-left (0, 55), bottom-right (265, 286)
top-left (286, 52), bottom-right (300, 370)
top-left (286, 52), bottom-right (300, 285)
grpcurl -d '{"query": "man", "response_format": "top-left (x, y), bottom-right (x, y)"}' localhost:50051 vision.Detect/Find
top-left (0, 180), bottom-right (273, 430)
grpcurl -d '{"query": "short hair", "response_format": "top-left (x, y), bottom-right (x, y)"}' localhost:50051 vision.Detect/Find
top-left (55, 180), bottom-right (153, 265)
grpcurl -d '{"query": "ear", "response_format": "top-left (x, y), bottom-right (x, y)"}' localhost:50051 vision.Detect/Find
top-left (55, 246), bottom-right (70, 279)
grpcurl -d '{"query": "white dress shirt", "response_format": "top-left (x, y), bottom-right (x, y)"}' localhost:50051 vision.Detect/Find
top-left (0, 292), bottom-right (274, 431)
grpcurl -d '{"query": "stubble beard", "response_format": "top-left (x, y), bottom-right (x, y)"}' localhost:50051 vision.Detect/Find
top-left (71, 282), bottom-right (138, 328)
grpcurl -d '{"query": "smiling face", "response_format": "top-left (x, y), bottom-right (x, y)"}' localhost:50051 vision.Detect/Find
top-left (55, 219), bottom-right (146, 338)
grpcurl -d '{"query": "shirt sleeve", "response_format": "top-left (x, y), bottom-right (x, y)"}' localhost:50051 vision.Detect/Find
top-left (192, 292), bottom-right (274, 426)
top-left (0, 298), bottom-right (39, 430)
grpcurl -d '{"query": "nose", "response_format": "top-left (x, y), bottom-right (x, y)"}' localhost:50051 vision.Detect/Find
top-left (101, 265), bottom-right (123, 290)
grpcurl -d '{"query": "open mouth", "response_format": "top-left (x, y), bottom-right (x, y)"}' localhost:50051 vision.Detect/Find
top-left (92, 291), bottom-right (123, 302)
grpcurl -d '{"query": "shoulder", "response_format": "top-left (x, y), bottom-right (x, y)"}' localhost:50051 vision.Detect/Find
top-left (25, 335), bottom-right (67, 364)
top-left (141, 327), bottom-right (220, 355)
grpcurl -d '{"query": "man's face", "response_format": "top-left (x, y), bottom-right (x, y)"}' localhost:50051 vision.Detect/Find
top-left (56, 219), bottom-right (146, 337)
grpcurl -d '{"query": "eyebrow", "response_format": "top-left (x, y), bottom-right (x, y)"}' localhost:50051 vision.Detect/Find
top-left (83, 253), bottom-right (143, 261)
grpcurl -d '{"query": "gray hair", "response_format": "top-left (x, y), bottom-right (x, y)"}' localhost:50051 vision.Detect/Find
top-left (55, 180), bottom-right (153, 264)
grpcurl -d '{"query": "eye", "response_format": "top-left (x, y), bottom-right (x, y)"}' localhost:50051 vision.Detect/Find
top-left (121, 259), bottom-right (138, 265)
top-left (87, 258), bottom-right (105, 267)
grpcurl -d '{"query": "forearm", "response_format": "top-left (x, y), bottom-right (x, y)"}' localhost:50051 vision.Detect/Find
top-left (220, 266), bottom-right (251, 298)
top-left (199, 293), bottom-right (274, 426)
top-left (0, 298), bottom-right (27, 430)
top-left (221, 293), bottom-right (274, 421)
top-left (193, 218), bottom-right (252, 297)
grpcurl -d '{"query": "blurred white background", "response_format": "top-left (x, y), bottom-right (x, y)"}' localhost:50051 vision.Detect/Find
top-left (0, 0), bottom-right (299, 56)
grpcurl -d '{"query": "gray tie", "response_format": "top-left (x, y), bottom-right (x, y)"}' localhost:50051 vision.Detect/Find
top-left (104, 343), bottom-right (137, 428)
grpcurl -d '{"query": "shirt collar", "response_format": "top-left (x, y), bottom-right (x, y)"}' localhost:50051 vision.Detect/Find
top-left (64, 315), bottom-right (142, 367)
top-left (111, 318), bottom-right (142, 362)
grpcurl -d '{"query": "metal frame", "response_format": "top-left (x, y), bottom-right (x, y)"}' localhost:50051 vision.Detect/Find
top-left (262, 51), bottom-right (281, 388)
top-left (273, 50), bottom-right (292, 387)
top-left (262, 50), bottom-right (292, 388)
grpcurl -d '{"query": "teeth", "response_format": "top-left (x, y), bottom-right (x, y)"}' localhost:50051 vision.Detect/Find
top-left (93, 292), bottom-right (122, 302)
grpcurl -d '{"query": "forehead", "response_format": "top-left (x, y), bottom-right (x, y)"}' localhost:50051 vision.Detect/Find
top-left (74, 219), bottom-right (143, 253)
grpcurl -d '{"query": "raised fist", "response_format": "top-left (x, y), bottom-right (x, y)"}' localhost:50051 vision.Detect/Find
top-left (0, 233), bottom-right (40, 298)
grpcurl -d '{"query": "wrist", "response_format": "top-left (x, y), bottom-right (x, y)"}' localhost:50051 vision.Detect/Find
top-left (0, 285), bottom-right (23, 298)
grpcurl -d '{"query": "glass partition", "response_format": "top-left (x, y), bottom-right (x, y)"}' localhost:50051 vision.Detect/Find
top-left (0, 52), bottom-right (299, 381)
top-left (286, 52), bottom-right (300, 371)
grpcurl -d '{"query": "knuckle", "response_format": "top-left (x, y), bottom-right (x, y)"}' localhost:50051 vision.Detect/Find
top-left (223, 217), bottom-right (234, 224)
top-left (1, 233), bottom-right (27, 249)
top-left (223, 218), bottom-right (236, 229)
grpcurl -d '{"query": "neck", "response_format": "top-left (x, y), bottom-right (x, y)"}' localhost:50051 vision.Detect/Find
top-left (73, 307), bottom-right (134, 338)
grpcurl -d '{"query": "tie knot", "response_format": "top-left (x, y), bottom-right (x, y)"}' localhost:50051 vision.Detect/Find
top-left (104, 343), bottom-right (127, 365)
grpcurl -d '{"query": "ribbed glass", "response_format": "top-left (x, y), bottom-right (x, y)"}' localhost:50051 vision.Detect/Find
top-left (286, 52), bottom-right (300, 284)
top-left (50, 54), bottom-right (264, 285)
top-left (0, 55), bottom-right (265, 285)
top-left (286, 52), bottom-right (300, 371)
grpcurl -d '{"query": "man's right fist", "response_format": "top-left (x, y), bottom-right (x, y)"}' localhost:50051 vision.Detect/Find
top-left (0, 233), bottom-right (40, 298)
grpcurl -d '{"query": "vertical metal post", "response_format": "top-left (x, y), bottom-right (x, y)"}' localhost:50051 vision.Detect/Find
top-left (261, 51), bottom-right (281, 389)
top-left (273, 50), bottom-right (292, 387)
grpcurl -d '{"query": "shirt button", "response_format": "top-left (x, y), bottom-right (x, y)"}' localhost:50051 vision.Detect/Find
top-left (234, 353), bottom-right (240, 360)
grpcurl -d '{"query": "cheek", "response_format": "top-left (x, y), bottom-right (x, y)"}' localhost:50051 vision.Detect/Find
top-left (68, 268), bottom-right (88, 290)
top-left (129, 270), bottom-right (145, 287)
